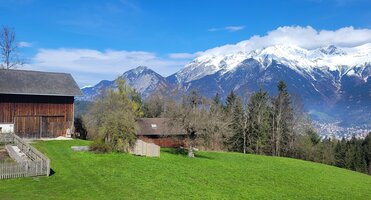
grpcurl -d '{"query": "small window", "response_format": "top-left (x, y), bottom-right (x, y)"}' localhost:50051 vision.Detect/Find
top-left (0, 127), bottom-right (2, 133)
top-left (151, 124), bottom-right (157, 129)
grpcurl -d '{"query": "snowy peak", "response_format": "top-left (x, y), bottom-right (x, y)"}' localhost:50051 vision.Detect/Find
top-left (319, 45), bottom-right (346, 55)
top-left (175, 43), bottom-right (371, 83)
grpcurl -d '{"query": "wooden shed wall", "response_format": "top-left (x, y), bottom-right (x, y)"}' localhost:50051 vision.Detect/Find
top-left (138, 135), bottom-right (186, 148)
top-left (0, 94), bottom-right (74, 138)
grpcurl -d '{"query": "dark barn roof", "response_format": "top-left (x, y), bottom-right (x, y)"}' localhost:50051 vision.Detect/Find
top-left (137, 118), bottom-right (185, 136)
top-left (0, 69), bottom-right (82, 96)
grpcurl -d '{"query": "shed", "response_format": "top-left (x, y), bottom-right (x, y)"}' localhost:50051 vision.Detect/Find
top-left (0, 69), bottom-right (81, 138)
top-left (137, 118), bottom-right (186, 147)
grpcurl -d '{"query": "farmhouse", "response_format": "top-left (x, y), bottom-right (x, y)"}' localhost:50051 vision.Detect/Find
top-left (0, 69), bottom-right (81, 138)
top-left (137, 118), bottom-right (186, 147)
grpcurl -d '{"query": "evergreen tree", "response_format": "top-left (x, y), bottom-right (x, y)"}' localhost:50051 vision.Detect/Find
top-left (213, 93), bottom-right (221, 106)
top-left (225, 90), bottom-right (237, 114)
top-left (227, 97), bottom-right (247, 153)
top-left (353, 138), bottom-right (367, 173)
top-left (344, 136), bottom-right (367, 172)
top-left (272, 81), bottom-right (294, 157)
top-left (211, 93), bottom-right (222, 113)
top-left (363, 133), bottom-right (371, 174)
top-left (334, 138), bottom-right (347, 168)
top-left (247, 88), bottom-right (271, 154)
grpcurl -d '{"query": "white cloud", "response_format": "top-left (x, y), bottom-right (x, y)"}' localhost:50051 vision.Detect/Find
top-left (26, 26), bottom-right (371, 87)
top-left (168, 52), bottom-right (199, 59)
top-left (26, 48), bottom-right (187, 87)
top-left (18, 41), bottom-right (32, 47)
top-left (225, 26), bottom-right (245, 32)
top-left (201, 26), bottom-right (371, 56)
top-left (208, 25), bottom-right (245, 32)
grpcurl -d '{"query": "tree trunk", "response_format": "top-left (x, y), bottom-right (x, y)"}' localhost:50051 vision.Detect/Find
top-left (243, 132), bottom-right (246, 154)
top-left (188, 140), bottom-right (194, 157)
top-left (188, 132), bottom-right (196, 157)
top-left (272, 114), bottom-right (276, 156)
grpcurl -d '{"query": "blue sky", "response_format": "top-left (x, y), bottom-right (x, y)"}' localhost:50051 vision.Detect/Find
top-left (1, 0), bottom-right (371, 86)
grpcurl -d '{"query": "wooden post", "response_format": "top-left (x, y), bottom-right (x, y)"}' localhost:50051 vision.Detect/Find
top-left (39, 116), bottom-right (42, 138)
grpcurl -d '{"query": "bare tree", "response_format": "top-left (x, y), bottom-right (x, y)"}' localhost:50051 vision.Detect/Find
top-left (0, 26), bottom-right (24, 69)
top-left (163, 91), bottom-right (205, 157)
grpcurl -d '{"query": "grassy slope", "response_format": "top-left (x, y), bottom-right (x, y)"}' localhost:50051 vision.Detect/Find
top-left (1, 140), bottom-right (370, 200)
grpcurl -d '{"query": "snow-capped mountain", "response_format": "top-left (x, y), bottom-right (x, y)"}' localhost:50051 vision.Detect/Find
top-left (174, 43), bottom-right (371, 84)
top-left (172, 43), bottom-right (370, 125)
top-left (79, 44), bottom-right (371, 127)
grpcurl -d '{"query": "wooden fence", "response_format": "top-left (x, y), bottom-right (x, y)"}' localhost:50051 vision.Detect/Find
top-left (132, 139), bottom-right (160, 157)
top-left (0, 133), bottom-right (50, 179)
top-left (0, 132), bottom-right (14, 144)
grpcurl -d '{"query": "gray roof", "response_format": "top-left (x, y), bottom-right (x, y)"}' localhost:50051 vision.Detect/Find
top-left (0, 69), bottom-right (82, 96)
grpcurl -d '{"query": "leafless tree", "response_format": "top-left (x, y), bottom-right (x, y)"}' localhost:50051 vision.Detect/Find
top-left (0, 26), bottom-right (24, 69)
top-left (163, 91), bottom-right (230, 157)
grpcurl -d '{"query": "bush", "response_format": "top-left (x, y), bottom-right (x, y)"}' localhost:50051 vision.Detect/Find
top-left (83, 79), bottom-right (139, 153)
top-left (90, 140), bottom-right (111, 153)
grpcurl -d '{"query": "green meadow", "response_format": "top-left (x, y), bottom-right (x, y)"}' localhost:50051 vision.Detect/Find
top-left (1, 140), bottom-right (370, 200)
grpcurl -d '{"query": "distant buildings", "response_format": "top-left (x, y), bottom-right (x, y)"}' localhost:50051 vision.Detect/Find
top-left (314, 121), bottom-right (371, 140)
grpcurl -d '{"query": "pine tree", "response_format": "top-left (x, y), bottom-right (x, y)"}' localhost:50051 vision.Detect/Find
top-left (272, 81), bottom-right (294, 157)
top-left (352, 138), bottom-right (367, 173)
top-left (227, 97), bottom-right (247, 153)
top-left (344, 136), bottom-right (367, 172)
top-left (247, 88), bottom-right (271, 154)
top-left (363, 133), bottom-right (371, 174)
top-left (225, 90), bottom-right (237, 114)
top-left (334, 138), bottom-right (347, 168)
top-left (213, 93), bottom-right (221, 106)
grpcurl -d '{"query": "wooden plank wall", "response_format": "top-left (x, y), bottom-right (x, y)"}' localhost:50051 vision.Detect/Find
top-left (0, 94), bottom-right (74, 138)
top-left (138, 135), bottom-right (186, 147)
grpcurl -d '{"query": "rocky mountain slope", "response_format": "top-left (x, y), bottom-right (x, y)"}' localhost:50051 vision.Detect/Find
top-left (80, 66), bottom-right (169, 101)
top-left (80, 44), bottom-right (371, 128)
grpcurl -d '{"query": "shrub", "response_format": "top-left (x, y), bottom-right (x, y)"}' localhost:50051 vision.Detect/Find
top-left (83, 79), bottom-right (140, 153)
top-left (90, 140), bottom-right (111, 153)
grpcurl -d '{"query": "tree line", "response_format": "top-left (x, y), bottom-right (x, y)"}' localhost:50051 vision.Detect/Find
top-left (81, 79), bottom-right (371, 175)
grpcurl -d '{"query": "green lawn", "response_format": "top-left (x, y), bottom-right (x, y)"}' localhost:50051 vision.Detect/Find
top-left (1, 140), bottom-right (370, 200)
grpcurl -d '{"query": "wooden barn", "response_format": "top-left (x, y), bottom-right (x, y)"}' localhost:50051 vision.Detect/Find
top-left (0, 69), bottom-right (81, 138)
top-left (137, 118), bottom-right (186, 147)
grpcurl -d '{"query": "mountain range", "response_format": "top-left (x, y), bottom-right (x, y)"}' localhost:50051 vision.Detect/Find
top-left (80, 43), bottom-right (371, 132)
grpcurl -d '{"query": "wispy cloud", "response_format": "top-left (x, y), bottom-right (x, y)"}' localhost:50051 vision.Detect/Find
top-left (208, 25), bottom-right (245, 32)
top-left (26, 48), bottom-right (188, 87)
top-left (25, 26), bottom-right (371, 87)
top-left (225, 26), bottom-right (245, 32)
top-left (18, 41), bottom-right (32, 47)
top-left (168, 52), bottom-right (199, 59)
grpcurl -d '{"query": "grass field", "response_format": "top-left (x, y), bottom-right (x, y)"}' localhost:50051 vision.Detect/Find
top-left (1, 140), bottom-right (370, 200)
